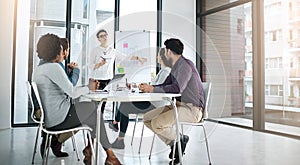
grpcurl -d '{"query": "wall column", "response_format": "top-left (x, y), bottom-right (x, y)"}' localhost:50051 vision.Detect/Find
top-left (0, 0), bottom-right (15, 129)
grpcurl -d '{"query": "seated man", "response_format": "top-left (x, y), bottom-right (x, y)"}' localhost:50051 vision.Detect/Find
top-left (109, 48), bottom-right (171, 149)
top-left (140, 38), bottom-right (205, 164)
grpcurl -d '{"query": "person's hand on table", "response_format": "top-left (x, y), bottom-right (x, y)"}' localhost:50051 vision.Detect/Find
top-left (139, 83), bottom-right (154, 93)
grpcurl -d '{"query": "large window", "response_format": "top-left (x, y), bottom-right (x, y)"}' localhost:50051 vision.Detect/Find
top-left (264, 0), bottom-right (300, 136)
top-left (201, 0), bottom-right (300, 137)
top-left (202, 2), bottom-right (253, 127)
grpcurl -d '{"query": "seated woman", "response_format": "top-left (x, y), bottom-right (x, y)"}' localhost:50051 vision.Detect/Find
top-left (33, 33), bottom-right (122, 165)
top-left (109, 48), bottom-right (171, 149)
top-left (37, 38), bottom-right (80, 158)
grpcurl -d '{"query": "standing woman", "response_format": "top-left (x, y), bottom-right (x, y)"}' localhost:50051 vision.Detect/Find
top-left (89, 29), bottom-right (146, 89)
top-left (89, 29), bottom-right (146, 116)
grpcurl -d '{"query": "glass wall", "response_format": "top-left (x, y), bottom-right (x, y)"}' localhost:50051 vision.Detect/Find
top-left (14, 0), bottom-right (67, 125)
top-left (13, 0), bottom-right (115, 125)
top-left (264, 0), bottom-right (300, 136)
top-left (69, 0), bottom-right (115, 86)
top-left (202, 2), bottom-right (253, 127)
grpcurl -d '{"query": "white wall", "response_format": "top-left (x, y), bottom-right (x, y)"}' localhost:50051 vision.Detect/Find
top-left (162, 0), bottom-right (196, 63)
top-left (14, 0), bottom-right (30, 124)
top-left (0, 0), bottom-right (14, 129)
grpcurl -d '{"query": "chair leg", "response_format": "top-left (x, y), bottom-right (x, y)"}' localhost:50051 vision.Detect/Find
top-left (131, 115), bottom-right (139, 146)
top-left (148, 134), bottom-right (155, 160)
top-left (71, 134), bottom-right (76, 151)
top-left (138, 123), bottom-right (145, 154)
top-left (31, 125), bottom-right (41, 164)
top-left (43, 134), bottom-right (51, 165)
top-left (82, 130), bottom-right (87, 146)
top-left (181, 124), bottom-right (183, 134)
top-left (42, 133), bottom-right (48, 165)
top-left (71, 131), bottom-right (80, 161)
top-left (171, 141), bottom-right (177, 165)
top-left (112, 102), bottom-right (118, 120)
top-left (201, 125), bottom-right (212, 165)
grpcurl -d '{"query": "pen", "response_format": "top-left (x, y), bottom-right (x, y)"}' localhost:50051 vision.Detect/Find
top-left (100, 56), bottom-right (106, 61)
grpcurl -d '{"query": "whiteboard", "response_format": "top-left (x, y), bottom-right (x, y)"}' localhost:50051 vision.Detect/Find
top-left (115, 30), bottom-right (151, 83)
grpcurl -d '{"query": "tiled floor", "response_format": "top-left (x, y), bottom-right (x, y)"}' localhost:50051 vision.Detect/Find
top-left (1, 121), bottom-right (300, 165)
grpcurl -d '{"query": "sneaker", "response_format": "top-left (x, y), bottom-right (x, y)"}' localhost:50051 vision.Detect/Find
top-left (111, 138), bottom-right (125, 149)
top-left (109, 121), bottom-right (119, 132)
top-left (169, 134), bottom-right (189, 160)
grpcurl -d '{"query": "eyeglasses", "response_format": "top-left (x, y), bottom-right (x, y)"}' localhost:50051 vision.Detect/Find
top-left (98, 34), bottom-right (108, 38)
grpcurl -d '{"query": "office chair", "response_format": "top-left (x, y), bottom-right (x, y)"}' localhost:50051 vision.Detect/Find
top-left (130, 113), bottom-right (146, 154)
top-left (26, 81), bottom-right (88, 164)
top-left (26, 81), bottom-right (43, 164)
top-left (148, 82), bottom-right (212, 165)
top-left (30, 81), bottom-right (94, 165)
top-left (179, 82), bottom-right (212, 165)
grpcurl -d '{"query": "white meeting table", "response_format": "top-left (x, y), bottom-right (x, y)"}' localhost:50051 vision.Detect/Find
top-left (82, 91), bottom-right (183, 165)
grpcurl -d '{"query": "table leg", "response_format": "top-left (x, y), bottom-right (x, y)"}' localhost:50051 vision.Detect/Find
top-left (167, 98), bottom-right (183, 165)
top-left (95, 100), bottom-right (105, 165)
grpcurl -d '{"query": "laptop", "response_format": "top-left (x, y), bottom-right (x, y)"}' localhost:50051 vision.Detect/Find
top-left (103, 74), bottom-right (125, 90)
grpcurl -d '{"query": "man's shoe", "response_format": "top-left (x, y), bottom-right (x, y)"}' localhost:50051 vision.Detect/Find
top-left (111, 138), bottom-right (125, 149)
top-left (109, 121), bottom-right (119, 132)
top-left (105, 149), bottom-right (122, 165)
top-left (169, 134), bottom-right (189, 159)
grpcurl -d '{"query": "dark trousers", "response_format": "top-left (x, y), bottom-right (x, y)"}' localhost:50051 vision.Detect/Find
top-left (97, 79), bottom-right (111, 113)
top-left (48, 99), bottom-right (111, 150)
top-left (115, 101), bottom-right (155, 137)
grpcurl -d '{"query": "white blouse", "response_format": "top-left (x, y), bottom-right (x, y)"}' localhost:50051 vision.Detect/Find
top-left (151, 66), bottom-right (171, 108)
top-left (152, 67), bottom-right (171, 85)
top-left (89, 45), bottom-right (126, 80)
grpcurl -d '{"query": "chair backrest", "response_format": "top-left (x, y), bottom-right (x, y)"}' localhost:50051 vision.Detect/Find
top-left (202, 82), bottom-right (212, 120)
top-left (31, 82), bottom-right (45, 125)
top-left (26, 81), bottom-right (40, 124)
